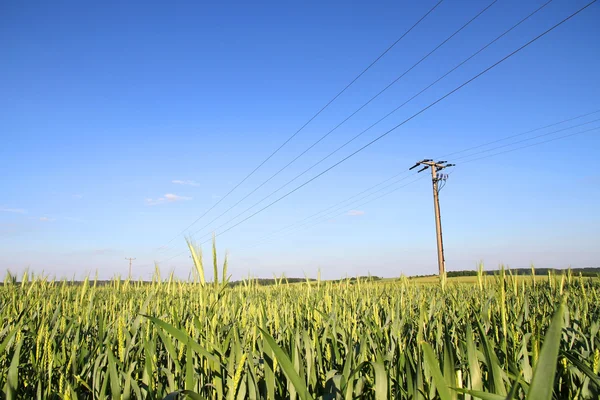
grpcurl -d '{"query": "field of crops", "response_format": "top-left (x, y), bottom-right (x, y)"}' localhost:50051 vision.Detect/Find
top-left (1, 260), bottom-right (599, 399)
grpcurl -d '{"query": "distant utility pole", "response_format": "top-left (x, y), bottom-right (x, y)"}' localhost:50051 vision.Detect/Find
top-left (125, 257), bottom-right (136, 279)
top-left (409, 160), bottom-right (455, 276)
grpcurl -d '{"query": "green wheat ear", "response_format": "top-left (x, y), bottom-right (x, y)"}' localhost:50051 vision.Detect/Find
top-left (212, 233), bottom-right (219, 288)
top-left (1, 256), bottom-right (598, 399)
top-left (186, 236), bottom-right (205, 286)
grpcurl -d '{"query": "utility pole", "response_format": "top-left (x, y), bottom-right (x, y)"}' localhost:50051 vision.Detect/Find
top-left (409, 160), bottom-right (454, 276)
top-left (125, 257), bottom-right (136, 279)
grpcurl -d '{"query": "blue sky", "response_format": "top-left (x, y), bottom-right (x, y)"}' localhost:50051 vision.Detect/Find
top-left (1, 0), bottom-right (599, 280)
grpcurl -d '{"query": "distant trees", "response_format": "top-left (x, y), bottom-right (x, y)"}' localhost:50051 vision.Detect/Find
top-left (445, 267), bottom-right (600, 278)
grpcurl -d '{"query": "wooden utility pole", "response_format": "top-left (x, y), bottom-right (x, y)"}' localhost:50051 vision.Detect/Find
top-left (125, 257), bottom-right (136, 279)
top-left (409, 160), bottom-right (454, 276)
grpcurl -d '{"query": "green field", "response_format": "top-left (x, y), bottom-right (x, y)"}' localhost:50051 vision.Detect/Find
top-left (1, 261), bottom-right (599, 399)
top-left (407, 274), bottom-right (597, 284)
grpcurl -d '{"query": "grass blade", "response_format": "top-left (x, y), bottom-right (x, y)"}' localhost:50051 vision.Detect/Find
top-left (561, 350), bottom-right (600, 388)
top-left (107, 348), bottom-right (122, 399)
top-left (144, 315), bottom-right (219, 363)
top-left (476, 319), bottom-right (507, 395)
top-left (371, 355), bottom-right (388, 400)
top-left (258, 327), bottom-right (313, 400)
top-left (527, 303), bottom-right (565, 400)
top-left (3, 336), bottom-right (22, 400)
top-left (422, 342), bottom-right (452, 400)
top-left (466, 324), bottom-right (483, 391)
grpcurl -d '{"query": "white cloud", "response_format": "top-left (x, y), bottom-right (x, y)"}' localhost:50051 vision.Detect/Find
top-left (347, 210), bottom-right (365, 216)
top-left (0, 206), bottom-right (26, 214)
top-left (72, 194), bottom-right (83, 199)
top-left (165, 193), bottom-right (191, 202)
top-left (172, 180), bottom-right (200, 187)
top-left (39, 217), bottom-right (55, 222)
top-left (146, 193), bottom-right (192, 206)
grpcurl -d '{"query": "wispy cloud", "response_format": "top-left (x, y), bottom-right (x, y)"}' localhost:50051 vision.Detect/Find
top-left (165, 193), bottom-right (191, 202)
top-left (0, 206), bottom-right (26, 214)
top-left (347, 210), bottom-right (365, 216)
top-left (72, 194), bottom-right (84, 199)
top-left (172, 180), bottom-right (200, 187)
top-left (39, 216), bottom-right (55, 222)
top-left (146, 193), bottom-right (192, 206)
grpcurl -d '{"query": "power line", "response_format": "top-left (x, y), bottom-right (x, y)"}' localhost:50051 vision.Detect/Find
top-left (246, 175), bottom-right (428, 249)
top-left (152, 117), bottom-right (599, 266)
top-left (245, 109), bottom-right (600, 250)
top-left (437, 108), bottom-right (600, 159)
top-left (155, 0), bottom-right (446, 251)
top-left (165, 0), bottom-right (497, 248)
top-left (184, 1), bottom-right (597, 248)
top-left (459, 125), bottom-right (600, 164)
top-left (246, 172), bottom-right (414, 243)
top-left (245, 172), bottom-right (417, 247)
top-left (452, 117), bottom-right (600, 161)
top-left (246, 119), bottom-right (600, 257)
top-left (155, 0), bottom-right (597, 264)
top-left (136, 117), bottom-right (597, 269)
top-left (226, 111), bottom-right (600, 251)
top-left (173, 0), bottom-right (517, 247)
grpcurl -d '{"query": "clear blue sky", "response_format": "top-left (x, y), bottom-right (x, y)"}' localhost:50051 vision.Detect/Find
top-left (1, 0), bottom-right (599, 280)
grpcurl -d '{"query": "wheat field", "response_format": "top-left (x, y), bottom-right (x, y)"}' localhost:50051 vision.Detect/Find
top-left (1, 248), bottom-right (599, 399)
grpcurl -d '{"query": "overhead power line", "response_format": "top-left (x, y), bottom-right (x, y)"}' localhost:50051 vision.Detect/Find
top-left (437, 108), bottom-right (600, 159)
top-left (245, 172), bottom-right (417, 247)
top-left (136, 115), bottom-right (598, 269)
top-left (459, 125), bottom-right (600, 164)
top-left (452, 117), bottom-right (600, 161)
top-left (171, 0), bottom-right (554, 248)
top-left (162, 0), bottom-right (497, 250)
top-left (245, 108), bottom-right (600, 250)
top-left (162, 0), bottom-right (595, 255)
top-left (245, 175), bottom-right (428, 249)
top-left (155, 113), bottom-right (599, 266)
top-left (154, 0), bottom-right (597, 265)
top-left (156, 0), bottom-right (446, 251)
top-left (241, 108), bottom-right (600, 251)
top-left (164, 0), bottom-right (508, 250)
top-left (243, 119), bottom-right (600, 252)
